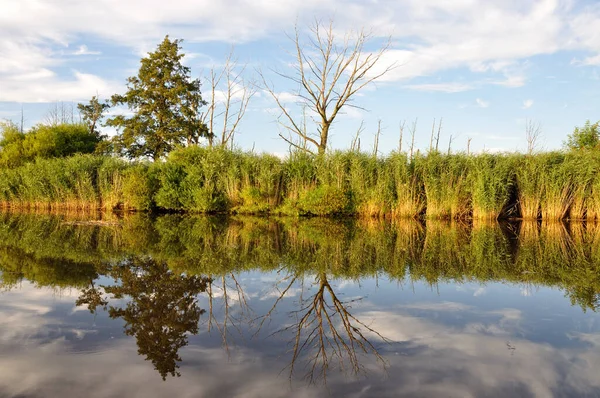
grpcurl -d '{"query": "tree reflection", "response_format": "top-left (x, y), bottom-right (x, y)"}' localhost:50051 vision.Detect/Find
top-left (260, 271), bottom-right (389, 384)
top-left (77, 256), bottom-right (210, 379)
top-left (206, 273), bottom-right (253, 355)
top-left (75, 278), bottom-right (108, 314)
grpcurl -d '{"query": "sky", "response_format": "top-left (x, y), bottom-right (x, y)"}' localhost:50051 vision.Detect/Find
top-left (1, 0), bottom-right (600, 155)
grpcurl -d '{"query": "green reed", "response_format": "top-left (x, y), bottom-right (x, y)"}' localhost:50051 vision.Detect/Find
top-left (0, 147), bottom-right (599, 220)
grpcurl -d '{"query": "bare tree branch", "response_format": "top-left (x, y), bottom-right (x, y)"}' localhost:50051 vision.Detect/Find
top-left (201, 48), bottom-right (256, 148)
top-left (525, 119), bottom-right (542, 155)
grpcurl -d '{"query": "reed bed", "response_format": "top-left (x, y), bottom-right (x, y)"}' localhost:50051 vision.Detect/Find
top-left (1, 146), bottom-right (600, 220)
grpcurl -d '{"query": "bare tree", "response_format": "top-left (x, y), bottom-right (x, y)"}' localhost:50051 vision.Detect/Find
top-left (398, 120), bottom-right (406, 153)
top-left (350, 121), bottom-right (365, 152)
top-left (409, 118), bottom-right (417, 159)
top-left (525, 119), bottom-right (542, 155)
top-left (44, 102), bottom-right (76, 126)
top-left (428, 118), bottom-right (443, 153)
top-left (435, 117), bottom-right (443, 152)
top-left (20, 105), bottom-right (25, 134)
top-left (261, 19), bottom-right (394, 155)
top-left (373, 120), bottom-right (383, 157)
top-left (202, 49), bottom-right (256, 148)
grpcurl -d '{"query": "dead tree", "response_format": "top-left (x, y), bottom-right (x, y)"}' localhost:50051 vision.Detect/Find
top-left (409, 118), bottom-right (417, 159)
top-left (44, 102), bottom-right (76, 126)
top-left (525, 119), bottom-right (542, 155)
top-left (202, 49), bottom-right (256, 148)
top-left (351, 121), bottom-right (365, 152)
top-left (261, 19), bottom-right (394, 155)
top-left (373, 120), bottom-right (383, 157)
top-left (398, 120), bottom-right (406, 153)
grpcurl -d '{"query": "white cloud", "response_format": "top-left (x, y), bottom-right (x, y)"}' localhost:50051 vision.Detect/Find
top-left (523, 99), bottom-right (534, 109)
top-left (73, 45), bottom-right (101, 56)
top-left (0, 70), bottom-right (122, 103)
top-left (273, 91), bottom-right (298, 103)
top-left (476, 98), bottom-right (489, 108)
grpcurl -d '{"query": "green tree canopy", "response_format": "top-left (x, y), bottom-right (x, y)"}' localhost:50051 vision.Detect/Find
top-left (564, 120), bottom-right (600, 150)
top-left (77, 95), bottom-right (110, 138)
top-left (0, 122), bottom-right (100, 168)
top-left (0, 121), bottom-right (26, 168)
top-left (106, 36), bottom-right (210, 161)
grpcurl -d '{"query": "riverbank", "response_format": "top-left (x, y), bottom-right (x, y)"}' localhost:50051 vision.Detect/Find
top-left (1, 146), bottom-right (599, 220)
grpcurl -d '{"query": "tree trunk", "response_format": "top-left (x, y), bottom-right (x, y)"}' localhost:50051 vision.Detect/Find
top-left (319, 123), bottom-right (330, 155)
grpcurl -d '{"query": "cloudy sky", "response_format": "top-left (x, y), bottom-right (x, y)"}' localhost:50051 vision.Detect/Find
top-left (1, 0), bottom-right (600, 154)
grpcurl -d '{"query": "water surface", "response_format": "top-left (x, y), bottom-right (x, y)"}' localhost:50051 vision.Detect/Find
top-left (1, 213), bottom-right (600, 397)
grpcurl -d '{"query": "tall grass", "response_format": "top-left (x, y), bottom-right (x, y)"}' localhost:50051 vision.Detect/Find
top-left (416, 152), bottom-right (471, 219)
top-left (469, 154), bottom-right (517, 220)
top-left (388, 152), bottom-right (424, 218)
top-left (1, 146), bottom-right (600, 220)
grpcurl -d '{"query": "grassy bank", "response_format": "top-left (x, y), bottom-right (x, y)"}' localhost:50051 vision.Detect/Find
top-left (1, 147), bottom-right (600, 220)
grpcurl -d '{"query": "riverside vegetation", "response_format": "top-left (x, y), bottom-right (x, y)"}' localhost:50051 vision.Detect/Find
top-left (2, 147), bottom-right (600, 220)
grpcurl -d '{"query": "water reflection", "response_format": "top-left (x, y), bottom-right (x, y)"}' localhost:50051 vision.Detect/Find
top-left (76, 257), bottom-right (211, 379)
top-left (1, 212), bottom-right (600, 396)
top-left (258, 271), bottom-right (388, 383)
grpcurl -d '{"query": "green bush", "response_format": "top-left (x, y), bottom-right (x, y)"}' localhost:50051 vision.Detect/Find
top-left (122, 164), bottom-right (157, 211)
top-left (297, 185), bottom-right (350, 216)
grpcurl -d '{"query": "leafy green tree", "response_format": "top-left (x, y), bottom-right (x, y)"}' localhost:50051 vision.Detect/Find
top-left (77, 95), bottom-right (110, 137)
top-left (564, 120), bottom-right (600, 150)
top-left (106, 36), bottom-right (210, 161)
top-left (0, 121), bottom-right (26, 168)
top-left (23, 123), bottom-right (100, 159)
top-left (0, 121), bottom-right (100, 168)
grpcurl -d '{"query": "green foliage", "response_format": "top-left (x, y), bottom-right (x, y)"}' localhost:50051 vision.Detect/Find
top-left (97, 157), bottom-right (129, 210)
top-left (122, 164), bottom-right (157, 211)
top-left (77, 96), bottom-right (110, 138)
top-left (564, 120), bottom-right (600, 151)
top-left (3, 146), bottom-right (600, 220)
top-left (297, 185), bottom-right (350, 216)
top-left (106, 36), bottom-right (209, 161)
top-left (415, 152), bottom-right (470, 219)
top-left (469, 154), bottom-right (517, 220)
top-left (0, 121), bottom-right (25, 168)
top-left (387, 152), bottom-right (424, 218)
top-left (0, 122), bottom-right (100, 168)
top-left (24, 123), bottom-right (100, 159)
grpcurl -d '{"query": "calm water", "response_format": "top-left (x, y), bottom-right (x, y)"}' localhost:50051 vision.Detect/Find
top-left (1, 212), bottom-right (600, 397)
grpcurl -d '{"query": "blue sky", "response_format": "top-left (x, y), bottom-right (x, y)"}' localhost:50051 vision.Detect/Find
top-left (1, 0), bottom-right (600, 155)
